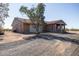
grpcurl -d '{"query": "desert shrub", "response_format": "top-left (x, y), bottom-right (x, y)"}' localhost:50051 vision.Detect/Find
top-left (70, 29), bottom-right (79, 31)
top-left (4, 29), bottom-right (12, 31)
top-left (0, 32), bottom-right (4, 35)
top-left (12, 30), bottom-right (17, 32)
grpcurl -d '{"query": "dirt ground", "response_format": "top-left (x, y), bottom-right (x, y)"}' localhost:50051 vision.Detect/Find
top-left (0, 31), bottom-right (79, 56)
top-left (0, 31), bottom-right (35, 44)
top-left (67, 31), bottom-right (79, 34)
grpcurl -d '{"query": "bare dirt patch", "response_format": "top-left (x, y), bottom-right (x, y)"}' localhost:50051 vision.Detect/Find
top-left (67, 31), bottom-right (79, 34)
top-left (0, 31), bottom-right (34, 44)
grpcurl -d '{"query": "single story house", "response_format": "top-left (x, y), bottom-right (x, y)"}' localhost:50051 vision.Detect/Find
top-left (12, 17), bottom-right (66, 33)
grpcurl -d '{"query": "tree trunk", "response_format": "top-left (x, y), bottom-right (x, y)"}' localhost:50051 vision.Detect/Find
top-left (36, 23), bottom-right (40, 34)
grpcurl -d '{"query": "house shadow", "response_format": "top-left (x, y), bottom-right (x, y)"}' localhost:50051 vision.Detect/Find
top-left (31, 33), bottom-right (79, 45)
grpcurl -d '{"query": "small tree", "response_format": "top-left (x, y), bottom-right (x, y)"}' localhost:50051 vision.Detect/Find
top-left (0, 3), bottom-right (9, 34)
top-left (19, 3), bottom-right (45, 34)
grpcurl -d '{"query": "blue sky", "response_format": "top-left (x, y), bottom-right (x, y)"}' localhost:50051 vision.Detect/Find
top-left (4, 3), bottom-right (79, 29)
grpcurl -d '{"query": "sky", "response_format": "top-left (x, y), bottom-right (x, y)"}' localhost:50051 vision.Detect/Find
top-left (4, 3), bottom-right (79, 29)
